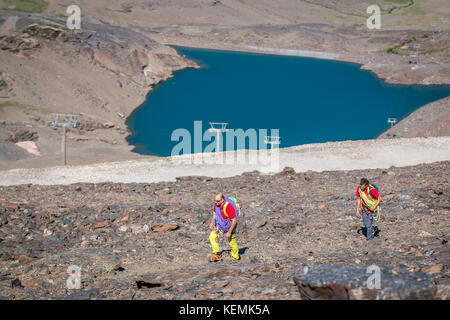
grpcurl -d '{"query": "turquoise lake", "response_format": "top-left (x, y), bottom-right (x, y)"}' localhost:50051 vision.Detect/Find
top-left (125, 46), bottom-right (450, 156)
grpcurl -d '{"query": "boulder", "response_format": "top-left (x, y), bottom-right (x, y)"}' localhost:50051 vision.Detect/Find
top-left (293, 265), bottom-right (437, 300)
top-left (151, 224), bottom-right (179, 232)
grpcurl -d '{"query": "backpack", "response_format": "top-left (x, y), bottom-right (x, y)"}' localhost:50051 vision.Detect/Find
top-left (368, 184), bottom-right (379, 199)
top-left (226, 196), bottom-right (241, 220)
top-left (214, 196), bottom-right (242, 234)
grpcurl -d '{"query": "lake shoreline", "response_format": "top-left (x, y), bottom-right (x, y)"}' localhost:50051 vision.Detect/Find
top-left (125, 44), bottom-right (450, 157)
top-left (2, 41), bottom-right (447, 170)
top-left (152, 39), bottom-right (449, 86)
top-left (171, 43), bottom-right (344, 62)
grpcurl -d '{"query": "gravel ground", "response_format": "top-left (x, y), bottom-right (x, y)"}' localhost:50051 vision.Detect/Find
top-left (0, 160), bottom-right (448, 299)
top-left (0, 137), bottom-right (449, 186)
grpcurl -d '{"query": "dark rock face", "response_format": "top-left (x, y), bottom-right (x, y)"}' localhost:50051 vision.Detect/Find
top-left (5, 127), bottom-right (39, 143)
top-left (0, 161), bottom-right (448, 299)
top-left (293, 265), bottom-right (437, 300)
top-left (294, 280), bottom-right (350, 300)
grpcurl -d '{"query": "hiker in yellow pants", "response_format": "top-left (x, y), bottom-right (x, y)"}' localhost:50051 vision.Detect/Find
top-left (209, 193), bottom-right (240, 261)
top-left (209, 229), bottom-right (239, 260)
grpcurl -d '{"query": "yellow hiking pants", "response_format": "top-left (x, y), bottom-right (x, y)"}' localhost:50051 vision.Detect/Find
top-left (209, 230), bottom-right (239, 260)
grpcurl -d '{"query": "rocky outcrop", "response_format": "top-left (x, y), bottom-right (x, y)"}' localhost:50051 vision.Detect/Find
top-left (293, 265), bottom-right (437, 300)
top-left (0, 13), bottom-right (197, 86)
top-left (4, 128), bottom-right (38, 143)
top-left (0, 23), bottom-right (69, 52)
top-left (21, 24), bottom-right (68, 41)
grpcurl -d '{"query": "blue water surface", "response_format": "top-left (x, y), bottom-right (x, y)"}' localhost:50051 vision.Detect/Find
top-left (126, 46), bottom-right (450, 156)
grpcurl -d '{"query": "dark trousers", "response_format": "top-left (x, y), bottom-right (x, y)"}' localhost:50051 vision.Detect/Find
top-left (362, 212), bottom-right (374, 241)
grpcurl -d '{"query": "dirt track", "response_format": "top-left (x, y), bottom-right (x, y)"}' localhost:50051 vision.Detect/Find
top-left (0, 136), bottom-right (449, 186)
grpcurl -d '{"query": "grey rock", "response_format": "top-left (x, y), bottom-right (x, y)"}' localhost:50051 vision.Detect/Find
top-left (293, 264), bottom-right (437, 300)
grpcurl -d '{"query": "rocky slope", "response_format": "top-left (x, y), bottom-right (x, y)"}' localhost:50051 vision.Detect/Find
top-left (0, 161), bottom-right (448, 299)
top-left (40, 0), bottom-right (450, 85)
top-left (378, 96), bottom-right (450, 139)
top-left (0, 10), bottom-right (197, 169)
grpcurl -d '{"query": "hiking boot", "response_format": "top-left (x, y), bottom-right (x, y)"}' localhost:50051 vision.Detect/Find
top-left (231, 256), bottom-right (240, 261)
top-left (210, 253), bottom-right (222, 262)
